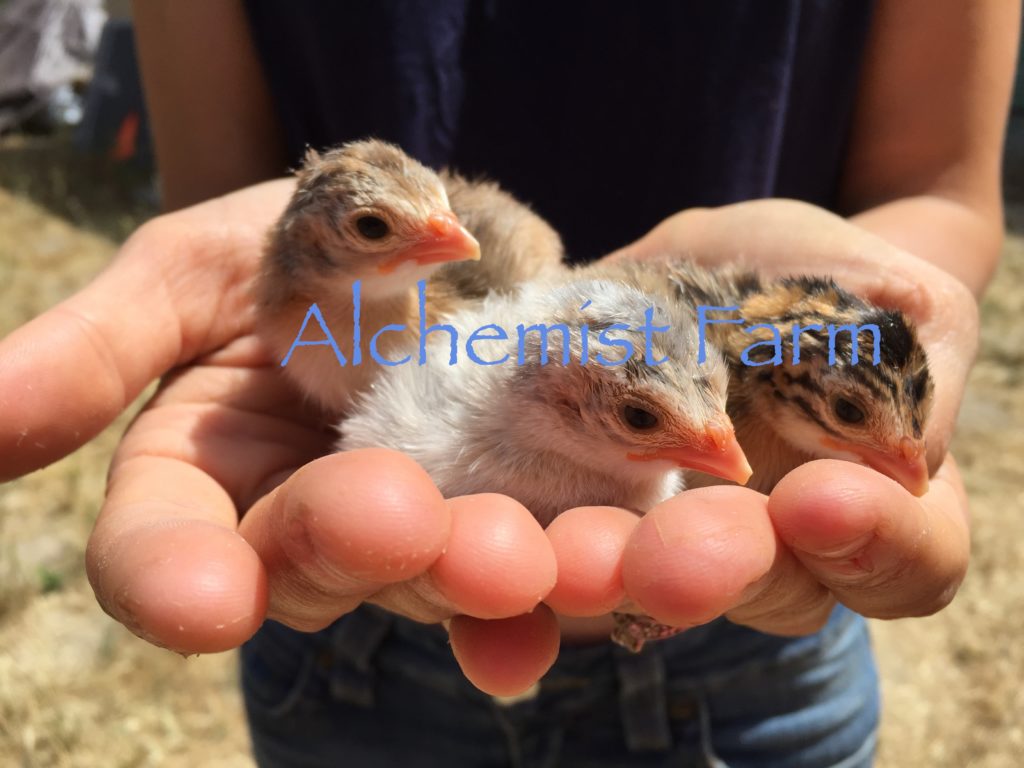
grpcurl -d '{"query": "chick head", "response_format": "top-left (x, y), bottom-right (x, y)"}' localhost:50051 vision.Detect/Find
top-left (274, 139), bottom-right (480, 298)
top-left (510, 279), bottom-right (751, 485)
top-left (729, 277), bottom-right (934, 496)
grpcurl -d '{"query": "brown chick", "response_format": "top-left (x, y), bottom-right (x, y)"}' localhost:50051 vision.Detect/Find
top-left (256, 139), bottom-right (482, 413)
top-left (256, 140), bottom-right (571, 415)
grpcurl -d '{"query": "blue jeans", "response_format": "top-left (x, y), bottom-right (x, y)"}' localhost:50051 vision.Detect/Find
top-left (241, 605), bottom-right (878, 767)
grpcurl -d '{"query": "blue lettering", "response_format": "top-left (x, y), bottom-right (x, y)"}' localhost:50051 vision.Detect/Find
top-left (280, 303), bottom-right (346, 367)
top-left (369, 323), bottom-right (411, 366)
top-left (351, 279), bottom-right (362, 366)
top-left (466, 324), bottom-right (510, 366)
top-left (697, 305), bottom-right (743, 364)
top-left (417, 280), bottom-right (458, 365)
top-left (791, 322), bottom-right (824, 365)
top-left (579, 301), bottom-right (591, 365)
top-left (516, 323), bottom-right (570, 365)
top-left (596, 323), bottom-right (634, 366)
top-left (639, 306), bottom-right (669, 366)
top-left (740, 324), bottom-right (783, 366)
top-left (828, 323), bottom-right (880, 366)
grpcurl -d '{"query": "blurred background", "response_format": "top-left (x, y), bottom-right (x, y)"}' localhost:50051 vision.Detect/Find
top-left (0, 1), bottom-right (1021, 766)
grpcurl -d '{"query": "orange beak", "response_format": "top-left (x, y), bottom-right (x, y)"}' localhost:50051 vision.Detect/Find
top-left (377, 211), bottom-right (481, 274)
top-left (821, 435), bottom-right (929, 497)
top-left (627, 421), bottom-right (753, 485)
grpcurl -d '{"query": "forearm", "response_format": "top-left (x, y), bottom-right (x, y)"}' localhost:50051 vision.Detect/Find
top-left (848, 195), bottom-right (1003, 299)
top-left (839, 0), bottom-right (1019, 300)
top-left (132, 0), bottom-right (288, 210)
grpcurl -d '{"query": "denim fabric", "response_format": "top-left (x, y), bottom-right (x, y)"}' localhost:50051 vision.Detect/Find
top-left (241, 605), bottom-right (878, 767)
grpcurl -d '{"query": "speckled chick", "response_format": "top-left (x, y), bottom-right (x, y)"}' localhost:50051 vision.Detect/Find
top-left (659, 260), bottom-right (933, 496)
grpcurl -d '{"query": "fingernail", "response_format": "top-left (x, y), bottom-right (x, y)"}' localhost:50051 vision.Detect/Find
top-left (806, 531), bottom-right (875, 562)
top-left (808, 532), bottom-right (877, 577)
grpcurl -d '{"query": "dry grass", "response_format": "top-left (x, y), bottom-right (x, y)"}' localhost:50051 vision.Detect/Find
top-left (0, 134), bottom-right (1021, 767)
top-left (0, 137), bottom-right (252, 767)
top-left (871, 203), bottom-right (1024, 768)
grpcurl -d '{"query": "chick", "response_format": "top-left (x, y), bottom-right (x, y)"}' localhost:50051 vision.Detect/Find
top-left (255, 139), bottom-right (482, 414)
top-left (337, 278), bottom-right (751, 527)
top-left (664, 262), bottom-right (933, 496)
top-left (256, 140), bottom-right (571, 414)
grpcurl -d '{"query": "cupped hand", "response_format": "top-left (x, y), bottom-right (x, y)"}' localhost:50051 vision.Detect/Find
top-left (1, 180), bottom-right (557, 697)
top-left (546, 199), bottom-right (973, 634)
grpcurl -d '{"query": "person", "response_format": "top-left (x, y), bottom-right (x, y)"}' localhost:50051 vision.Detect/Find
top-left (0, 1), bottom-right (1017, 765)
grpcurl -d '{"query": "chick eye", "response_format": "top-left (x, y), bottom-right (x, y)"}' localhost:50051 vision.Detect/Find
top-left (833, 398), bottom-right (865, 425)
top-left (622, 405), bottom-right (659, 431)
top-left (355, 215), bottom-right (390, 240)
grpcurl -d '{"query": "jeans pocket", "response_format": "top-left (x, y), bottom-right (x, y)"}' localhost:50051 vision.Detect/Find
top-left (241, 621), bottom-right (320, 720)
top-left (664, 613), bottom-right (880, 767)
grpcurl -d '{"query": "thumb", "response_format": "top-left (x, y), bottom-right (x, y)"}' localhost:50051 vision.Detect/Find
top-left (0, 180), bottom-right (291, 480)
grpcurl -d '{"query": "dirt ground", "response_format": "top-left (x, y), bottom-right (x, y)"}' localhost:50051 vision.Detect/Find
top-left (0, 134), bottom-right (1021, 767)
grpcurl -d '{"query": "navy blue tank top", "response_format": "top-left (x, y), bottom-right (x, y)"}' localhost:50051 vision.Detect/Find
top-left (244, 1), bottom-right (874, 262)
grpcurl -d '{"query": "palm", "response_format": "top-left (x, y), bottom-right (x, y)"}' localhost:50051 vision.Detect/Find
top-left (125, 341), bottom-right (336, 514)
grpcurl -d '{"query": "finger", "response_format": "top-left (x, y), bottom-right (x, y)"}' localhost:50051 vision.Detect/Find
top-left (722, 532), bottom-right (835, 637)
top-left (613, 200), bottom-right (930, 299)
top-left (545, 506), bottom-right (639, 617)
top-left (239, 449), bottom-right (451, 631)
top-left (0, 180), bottom-right (293, 480)
top-left (768, 458), bottom-right (970, 618)
top-left (449, 605), bottom-right (560, 697)
top-left (621, 487), bottom-right (781, 629)
top-left (426, 494), bottom-right (556, 618)
top-left (369, 493), bottom-right (557, 622)
top-left (722, 547), bottom-right (835, 636)
top-left (912, 284), bottom-right (978, 468)
top-left (87, 454), bottom-right (268, 654)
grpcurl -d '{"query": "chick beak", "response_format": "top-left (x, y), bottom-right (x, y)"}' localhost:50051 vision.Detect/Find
top-left (377, 211), bottom-right (481, 274)
top-left (626, 421), bottom-right (753, 485)
top-left (821, 435), bottom-right (929, 497)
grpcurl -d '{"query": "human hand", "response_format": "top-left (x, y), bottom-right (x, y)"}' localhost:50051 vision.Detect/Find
top-left (544, 199), bottom-right (973, 634)
top-left (0, 180), bottom-right (557, 697)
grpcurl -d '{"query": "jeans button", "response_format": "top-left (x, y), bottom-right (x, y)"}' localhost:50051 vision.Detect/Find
top-left (669, 696), bottom-right (697, 720)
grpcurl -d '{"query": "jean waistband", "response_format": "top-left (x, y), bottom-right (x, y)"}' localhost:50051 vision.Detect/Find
top-left (315, 607), bottom-right (676, 752)
top-left (308, 604), bottom-right (857, 755)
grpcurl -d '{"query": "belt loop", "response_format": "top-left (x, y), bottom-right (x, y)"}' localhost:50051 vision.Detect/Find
top-left (614, 644), bottom-right (673, 752)
top-left (327, 606), bottom-right (393, 708)
top-left (696, 692), bottom-right (730, 768)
